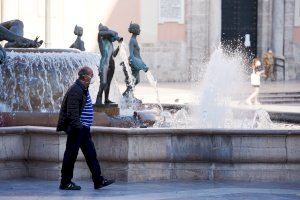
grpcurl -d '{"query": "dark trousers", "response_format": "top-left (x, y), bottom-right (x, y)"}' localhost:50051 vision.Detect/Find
top-left (61, 127), bottom-right (103, 185)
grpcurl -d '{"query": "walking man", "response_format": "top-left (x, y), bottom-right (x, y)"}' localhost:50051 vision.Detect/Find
top-left (57, 66), bottom-right (114, 190)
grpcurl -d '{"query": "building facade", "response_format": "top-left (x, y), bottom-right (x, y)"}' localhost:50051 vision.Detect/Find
top-left (1, 0), bottom-right (299, 81)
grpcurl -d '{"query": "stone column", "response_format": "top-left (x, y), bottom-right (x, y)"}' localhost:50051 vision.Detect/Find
top-left (257, 0), bottom-right (273, 57)
top-left (284, 0), bottom-right (296, 80)
top-left (186, 0), bottom-right (209, 81)
top-left (271, 0), bottom-right (285, 57)
top-left (45, 0), bottom-right (51, 48)
top-left (209, 0), bottom-right (221, 54)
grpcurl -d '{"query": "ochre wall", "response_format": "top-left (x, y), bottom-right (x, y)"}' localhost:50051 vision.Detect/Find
top-left (294, 27), bottom-right (300, 43)
top-left (158, 22), bottom-right (186, 42)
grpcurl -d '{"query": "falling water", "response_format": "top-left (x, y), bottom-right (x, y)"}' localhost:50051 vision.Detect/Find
top-left (191, 47), bottom-right (248, 128)
top-left (251, 109), bottom-right (273, 129)
top-left (117, 43), bottom-right (142, 115)
top-left (118, 42), bottom-right (163, 115)
top-left (0, 50), bottom-right (100, 112)
top-left (145, 71), bottom-right (163, 111)
top-left (118, 42), bottom-right (135, 90)
top-left (154, 47), bottom-right (276, 129)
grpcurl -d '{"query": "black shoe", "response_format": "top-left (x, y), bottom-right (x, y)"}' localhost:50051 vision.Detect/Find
top-left (59, 182), bottom-right (81, 190)
top-left (94, 179), bottom-right (115, 189)
top-left (105, 99), bottom-right (115, 104)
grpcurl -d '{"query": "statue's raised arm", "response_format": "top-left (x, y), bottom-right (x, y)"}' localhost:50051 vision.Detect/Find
top-left (96, 23), bottom-right (122, 105)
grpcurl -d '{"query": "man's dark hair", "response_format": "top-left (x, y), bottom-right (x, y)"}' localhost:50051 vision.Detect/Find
top-left (78, 66), bottom-right (90, 80)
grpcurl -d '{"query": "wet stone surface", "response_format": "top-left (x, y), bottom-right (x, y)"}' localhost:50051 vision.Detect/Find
top-left (0, 179), bottom-right (299, 200)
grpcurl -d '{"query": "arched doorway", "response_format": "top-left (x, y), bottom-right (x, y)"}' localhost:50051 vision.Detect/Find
top-left (221, 0), bottom-right (258, 57)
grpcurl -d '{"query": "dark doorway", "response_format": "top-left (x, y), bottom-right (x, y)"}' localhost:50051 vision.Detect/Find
top-left (221, 0), bottom-right (258, 57)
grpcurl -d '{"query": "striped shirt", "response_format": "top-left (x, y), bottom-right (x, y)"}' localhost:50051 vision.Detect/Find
top-left (80, 92), bottom-right (94, 127)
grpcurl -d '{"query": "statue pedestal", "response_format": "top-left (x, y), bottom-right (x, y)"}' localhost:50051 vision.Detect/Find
top-left (93, 104), bottom-right (119, 117)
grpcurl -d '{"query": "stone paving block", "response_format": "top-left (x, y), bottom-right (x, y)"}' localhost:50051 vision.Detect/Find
top-left (0, 135), bottom-right (24, 160)
top-left (231, 136), bottom-right (287, 162)
top-left (173, 163), bottom-right (210, 180)
top-left (211, 136), bottom-right (233, 162)
top-left (96, 134), bottom-right (128, 161)
top-left (287, 136), bottom-right (300, 162)
top-left (128, 135), bottom-right (172, 162)
top-left (28, 161), bottom-right (60, 180)
top-left (232, 147), bottom-right (286, 162)
top-left (127, 162), bottom-right (172, 182)
top-left (172, 135), bottom-right (212, 162)
top-left (100, 161), bottom-right (129, 181)
top-left (28, 134), bottom-right (60, 162)
top-left (232, 136), bottom-right (286, 148)
top-left (0, 161), bottom-right (26, 179)
top-left (73, 161), bottom-right (91, 180)
top-left (213, 163), bottom-right (300, 182)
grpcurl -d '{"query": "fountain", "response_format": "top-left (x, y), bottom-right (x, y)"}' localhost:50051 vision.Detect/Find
top-left (0, 23), bottom-right (299, 183)
top-left (0, 49), bottom-right (99, 112)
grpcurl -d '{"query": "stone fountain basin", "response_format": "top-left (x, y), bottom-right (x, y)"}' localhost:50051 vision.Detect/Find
top-left (5, 48), bottom-right (81, 53)
top-left (0, 112), bottom-right (111, 127)
top-left (0, 104), bottom-right (299, 182)
top-left (0, 125), bottom-right (299, 182)
top-left (2, 103), bottom-right (299, 128)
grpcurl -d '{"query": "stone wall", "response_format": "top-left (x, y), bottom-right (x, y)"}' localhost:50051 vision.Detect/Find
top-left (1, 126), bottom-right (300, 182)
top-left (284, 0), bottom-right (297, 80)
top-left (257, 0), bottom-right (272, 57)
top-left (113, 42), bottom-right (188, 83)
top-left (141, 42), bottom-right (188, 82)
top-left (186, 0), bottom-right (210, 81)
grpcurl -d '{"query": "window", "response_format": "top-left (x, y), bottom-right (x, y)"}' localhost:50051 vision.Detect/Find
top-left (158, 0), bottom-right (184, 24)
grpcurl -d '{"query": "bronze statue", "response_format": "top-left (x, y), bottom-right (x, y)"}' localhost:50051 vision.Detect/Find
top-left (122, 23), bottom-right (148, 97)
top-left (95, 23), bottom-right (123, 105)
top-left (70, 25), bottom-right (85, 51)
top-left (0, 19), bottom-right (43, 64)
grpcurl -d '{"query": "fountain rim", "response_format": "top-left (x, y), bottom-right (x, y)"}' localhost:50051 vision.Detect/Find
top-left (1, 126), bottom-right (299, 136)
top-left (5, 48), bottom-right (82, 53)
